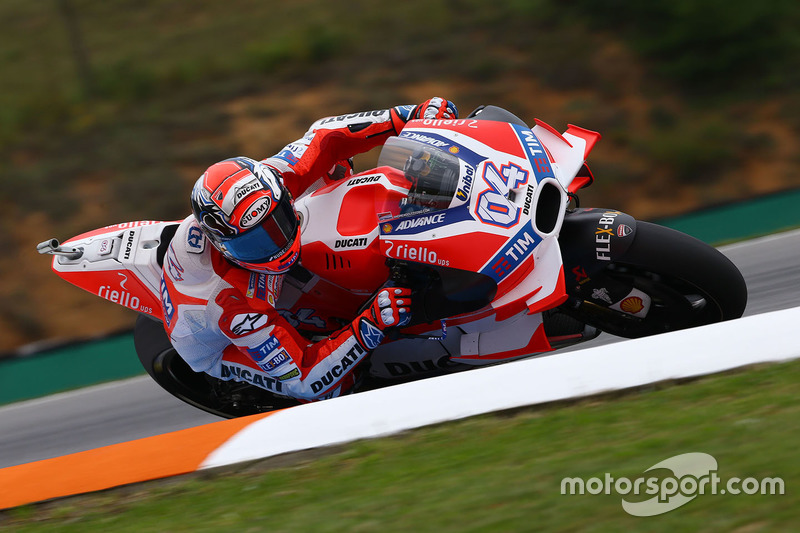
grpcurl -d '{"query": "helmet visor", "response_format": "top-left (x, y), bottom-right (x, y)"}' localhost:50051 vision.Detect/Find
top-left (219, 193), bottom-right (299, 263)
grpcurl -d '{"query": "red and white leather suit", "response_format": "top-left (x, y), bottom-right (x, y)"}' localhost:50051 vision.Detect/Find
top-left (160, 104), bottom-right (430, 400)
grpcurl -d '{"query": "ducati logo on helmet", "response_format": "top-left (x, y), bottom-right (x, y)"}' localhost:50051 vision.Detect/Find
top-left (220, 177), bottom-right (264, 215)
top-left (234, 179), bottom-right (263, 202)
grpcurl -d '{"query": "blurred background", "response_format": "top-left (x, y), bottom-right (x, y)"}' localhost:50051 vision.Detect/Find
top-left (1, 0), bottom-right (798, 353)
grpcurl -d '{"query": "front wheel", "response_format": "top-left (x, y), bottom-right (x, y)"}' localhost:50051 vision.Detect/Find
top-left (562, 222), bottom-right (747, 338)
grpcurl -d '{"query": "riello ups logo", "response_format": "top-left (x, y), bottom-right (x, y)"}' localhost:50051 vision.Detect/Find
top-left (98, 273), bottom-right (153, 314)
top-left (98, 284), bottom-right (140, 310)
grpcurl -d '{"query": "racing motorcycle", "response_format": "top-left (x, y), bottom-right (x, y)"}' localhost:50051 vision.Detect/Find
top-left (38, 106), bottom-right (748, 418)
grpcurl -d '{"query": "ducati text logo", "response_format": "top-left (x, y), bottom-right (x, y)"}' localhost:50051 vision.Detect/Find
top-left (122, 230), bottom-right (135, 260)
top-left (234, 179), bottom-right (262, 202)
top-left (319, 110), bottom-right (387, 125)
top-left (335, 237), bottom-right (368, 248)
top-left (522, 185), bottom-right (535, 216)
top-left (221, 363), bottom-right (283, 393)
top-left (346, 175), bottom-right (381, 186)
top-left (311, 343), bottom-right (366, 394)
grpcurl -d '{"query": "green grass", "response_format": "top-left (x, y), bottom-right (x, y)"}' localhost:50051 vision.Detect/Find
top-left (2, 359), bottom-right (798, 532)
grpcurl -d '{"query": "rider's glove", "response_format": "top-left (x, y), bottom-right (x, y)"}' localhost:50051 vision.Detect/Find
top-left (352, 287), bottom-right (413, 350)
top-left (327, 158), bottom-right (354, 181)
top-left (370, 287), bottom-right (412, 328)
top-left (410, 98), bottom-right (459, 121)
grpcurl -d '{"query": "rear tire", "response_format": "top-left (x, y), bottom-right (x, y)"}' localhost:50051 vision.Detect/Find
top-left (563, 222), bottom-right (747, 338)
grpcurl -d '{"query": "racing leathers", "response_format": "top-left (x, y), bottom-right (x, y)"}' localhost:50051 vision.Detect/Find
top-left (161, 101), bottom-right (453, 400)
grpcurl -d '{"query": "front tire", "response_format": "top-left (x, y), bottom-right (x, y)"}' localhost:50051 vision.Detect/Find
top-left (563, 222), bottom-right (747, 338)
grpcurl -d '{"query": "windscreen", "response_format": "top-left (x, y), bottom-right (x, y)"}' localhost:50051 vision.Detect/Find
top-left (378, 136), bottom-right (462, 213)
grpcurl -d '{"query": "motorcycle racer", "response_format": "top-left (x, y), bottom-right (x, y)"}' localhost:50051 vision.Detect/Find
top-left (161, 98), bottom-right (459, 401)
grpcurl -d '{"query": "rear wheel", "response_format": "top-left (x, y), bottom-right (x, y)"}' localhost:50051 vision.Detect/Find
top-left (562, 222), bottom-right (747, 338)
top-left (134, 315), bottom-right (299, 418)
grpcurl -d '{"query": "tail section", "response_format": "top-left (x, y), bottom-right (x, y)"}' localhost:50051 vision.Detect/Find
top-left (39, 221), bottom-right (180, 321)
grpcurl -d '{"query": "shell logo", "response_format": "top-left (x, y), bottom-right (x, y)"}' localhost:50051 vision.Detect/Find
top-left (620, 296), bottom-right (645, 314)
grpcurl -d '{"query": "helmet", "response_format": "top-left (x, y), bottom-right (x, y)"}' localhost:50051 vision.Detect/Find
top-left (191, 157), bottom-right (300, 274)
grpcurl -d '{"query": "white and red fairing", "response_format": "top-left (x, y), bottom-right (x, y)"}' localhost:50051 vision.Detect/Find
top-left (283, 117), bottom-right (600, 364)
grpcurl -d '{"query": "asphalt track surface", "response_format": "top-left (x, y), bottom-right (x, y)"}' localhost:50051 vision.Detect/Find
top-left (1, 230), bottom-right (798, 469)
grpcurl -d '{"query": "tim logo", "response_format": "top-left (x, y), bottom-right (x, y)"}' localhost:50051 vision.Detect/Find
top-left (247, 335), bottom-right (282, 362)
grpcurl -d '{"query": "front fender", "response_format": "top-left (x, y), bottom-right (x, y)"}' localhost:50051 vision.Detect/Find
top-left (558, 208), bottom-right (638, 285)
